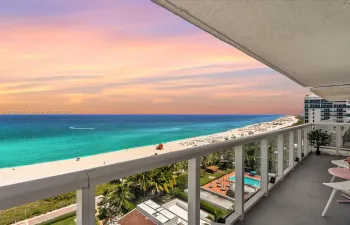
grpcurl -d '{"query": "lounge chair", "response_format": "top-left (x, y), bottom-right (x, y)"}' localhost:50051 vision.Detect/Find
top-left (322, 180), bottom-right (350, 216)
top-left (249, 171), bottom-right (257, 176)
top-left (244, 167), bottom-right (251, 174)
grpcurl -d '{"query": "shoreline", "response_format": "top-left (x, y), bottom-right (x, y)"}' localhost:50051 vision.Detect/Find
top-left (0, 115), bottom-right (298, 186)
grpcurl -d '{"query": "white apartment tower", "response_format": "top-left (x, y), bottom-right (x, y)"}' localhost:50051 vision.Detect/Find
top-left (304, 94), bottom-right (350, 123)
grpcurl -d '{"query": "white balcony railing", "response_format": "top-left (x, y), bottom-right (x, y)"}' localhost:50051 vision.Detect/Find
top-left (2, 122), bottom-right (345, 225)
top-left (314, 121), bottom-right (350, 155)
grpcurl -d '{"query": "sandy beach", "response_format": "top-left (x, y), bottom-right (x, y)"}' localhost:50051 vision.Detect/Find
top-left (0, 116), bottom-right (298, 186)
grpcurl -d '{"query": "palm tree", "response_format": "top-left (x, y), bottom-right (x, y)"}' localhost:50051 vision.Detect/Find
top-left (221, 149), bottom-right (235, 166)
top-left (98, 206), bottom-right (117, 225)
top-left (268, 140), bottom-right (277, 173)
top-left (98, 181), bottom-right (134, 222)
top-left (150, 166), bottom-right (176, 195)
top-left (129, 172), bottom-right (152, 199)
top-left (244, 143), bottom-right (259, 172)
top-left (174, 161), bottom-right (188, 173)
top-left (210, 152), bottom-right (221, 165)
top-left (201, 153), bottom-right (221, 169)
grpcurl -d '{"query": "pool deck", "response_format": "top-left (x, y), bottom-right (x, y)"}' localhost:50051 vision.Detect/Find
top-left (202, 171), bottom-right (261, 196)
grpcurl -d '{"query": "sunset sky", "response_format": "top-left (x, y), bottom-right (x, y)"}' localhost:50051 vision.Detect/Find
top-left (0, 0), bottom-right (309, 114)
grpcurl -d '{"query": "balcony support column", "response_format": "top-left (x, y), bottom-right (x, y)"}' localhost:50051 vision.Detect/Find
top-left (277, 134), bottom-right (284, 181)
top-left (235, 145), bottom-right (244, 221)
top-left (336, 125), bottom-right (341, 156)
top-left (289, 131), bottom-right (295, 169)
top-left (76, 185), bottom-right (96, 225)
top-left (188, 157), bottom-right (200, 225)
top-left (297, 129), bottom-right (302, 161)
top-left (260, 139), bottom-right (268, 196)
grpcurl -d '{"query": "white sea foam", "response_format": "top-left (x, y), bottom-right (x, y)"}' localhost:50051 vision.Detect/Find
top-left (69, 126), bottom-right (95, 130)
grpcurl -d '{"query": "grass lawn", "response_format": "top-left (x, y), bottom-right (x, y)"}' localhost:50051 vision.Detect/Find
top-left (0, 199), bottom-right (75, 225)
top-left (50, 216), bottom-right (76, 225)
top-left (200, 168), bottom-right (234, 186)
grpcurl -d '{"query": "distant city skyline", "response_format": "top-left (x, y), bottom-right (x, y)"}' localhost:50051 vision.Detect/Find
top-left (0, 0), bottom-right (309, 114)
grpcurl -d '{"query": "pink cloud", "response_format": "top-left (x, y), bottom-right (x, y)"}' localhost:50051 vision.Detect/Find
top-left (0, 3), bottom-right (309, 114)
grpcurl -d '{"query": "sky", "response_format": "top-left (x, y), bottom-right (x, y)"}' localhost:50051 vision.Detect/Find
top-left (0, 0), bottom-right (309, 115)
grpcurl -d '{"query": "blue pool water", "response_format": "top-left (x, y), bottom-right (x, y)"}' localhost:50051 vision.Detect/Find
top-left (230, 176), bottom-right (261, 187)
top-left (0, 114), bottom-right (282, 168)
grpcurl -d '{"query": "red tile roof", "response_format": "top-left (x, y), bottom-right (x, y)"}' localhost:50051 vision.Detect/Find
top-left (118, 209), bottom-right (156, 225)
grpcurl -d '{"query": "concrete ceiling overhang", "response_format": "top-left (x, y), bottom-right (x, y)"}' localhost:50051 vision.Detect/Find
top-left (152, 0), bottom-right (350, 100)
top-left (311, 85), bottom-right (350, 101)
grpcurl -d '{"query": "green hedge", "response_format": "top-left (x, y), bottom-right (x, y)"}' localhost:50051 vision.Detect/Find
top-left (175, 174), bottom-right (188, 190)
top-left (176, 191), bottom-right (227, 218)
top-left (125, 202), bottom-right (136, 212)
top-left (176, 190), bottom-right (188, 202)
top-left (38, 212), bottom-right (76, 225)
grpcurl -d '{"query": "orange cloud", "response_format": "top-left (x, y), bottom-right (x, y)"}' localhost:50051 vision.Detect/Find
top-left (152, 97), bottom-right (173, 103)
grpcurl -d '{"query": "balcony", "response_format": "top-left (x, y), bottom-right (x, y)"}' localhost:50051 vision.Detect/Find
top-left (1, 122), bottom-right (350, 225)
top-left (237, 154), bottom-right (348, 225)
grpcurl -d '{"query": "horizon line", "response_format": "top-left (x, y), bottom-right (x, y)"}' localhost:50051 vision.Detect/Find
top-left (0, 113), bottom-right (290, 116)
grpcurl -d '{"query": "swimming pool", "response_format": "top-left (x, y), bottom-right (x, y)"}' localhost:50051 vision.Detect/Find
top-left (230, 176), bottom-right (260, 187)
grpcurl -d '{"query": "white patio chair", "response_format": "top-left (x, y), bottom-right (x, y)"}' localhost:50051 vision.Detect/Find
top-left (322, 180), bottom-right (350, 216)
top-left (330, 160), bottom-right (348, 182)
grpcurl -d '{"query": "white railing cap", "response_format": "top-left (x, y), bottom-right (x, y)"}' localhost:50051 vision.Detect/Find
top-left (0, 171), bottom-right (88, 210)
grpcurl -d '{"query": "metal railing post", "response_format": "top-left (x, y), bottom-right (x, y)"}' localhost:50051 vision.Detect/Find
top-left (188, 157), bottom-right (200, 225)
top-left (303, 127), bottom-right (308, 156)
top-left (260, 139), bottom-right (268, 196)
top-left (336, 125), bottom-right (341, 156)
top-left (297, 129), bottom-right (302, 161)
top-left (289, 131), bottom-right (295, 169)
top-left (76, 185), bottom-right (96, 225)
top-left (277, 134), bottom-right (284, 181)
top-left (308, 125), bottom-right (313, 152)
top-left (235, 145), bottom-right (244, 221)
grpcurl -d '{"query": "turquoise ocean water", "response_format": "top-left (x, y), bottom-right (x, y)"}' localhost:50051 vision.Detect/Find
top-left (0, 114), bottom-right (282, 168)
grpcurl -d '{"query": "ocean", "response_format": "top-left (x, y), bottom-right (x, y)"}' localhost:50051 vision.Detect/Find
top-left (0, 114), bottom-right (282, 168)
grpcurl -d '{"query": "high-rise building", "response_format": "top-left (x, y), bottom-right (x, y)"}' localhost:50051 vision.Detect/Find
top-left (304, 94), bottom-right (350, 123)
